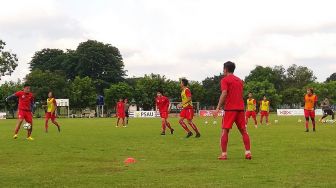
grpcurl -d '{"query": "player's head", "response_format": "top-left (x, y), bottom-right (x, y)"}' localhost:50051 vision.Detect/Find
top-left (119, 98), bottom-right (123, 102)
top-left (180, 78), bottom-right (189, 88)
top-left (48, 91), bottom-right (54, 98)
top-left (23, 84), bottom-right (30, 93)
top-left (124, 98), bottom-right (128, 103)
top-left (248, 92), bottom-right (253, 98)
top-left (223, 61), bottom-right (236, 76)
top-left (307, 88), bottom-right (313, 95)
top-left (157, 89), bottom-right (163, 97)
top-left (263, 96), bottom-right (267, 100)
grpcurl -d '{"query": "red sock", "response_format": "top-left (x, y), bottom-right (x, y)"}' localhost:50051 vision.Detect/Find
top-left (260, 116), bottom-right (263, 124)
top-left (312, 120), bottom-right (315, 129)
top-left (221, 131), bottom-right (229, 153)
top-left (162, 121), bottom-right (166, 132)
top-left (253, 117), bottom-right (258, 125)
top-left (45, 121), bottom-right (49, 131)
top-left (166, 122), bottom-right (172, 130)
top-left (188, 122), bottom-right (199, 133)
top-left (305, 121), bottom-right (309, 129)
top-left (239, 128), bottom-right (251, 150)
top-left (179, 120), bottom-right (191, 133)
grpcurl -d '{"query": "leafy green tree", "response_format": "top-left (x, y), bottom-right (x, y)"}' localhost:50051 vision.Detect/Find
top-left (0, 80), bottom-right (23, 117)
top-left (189, 81), bottom-right (206, 105)
top-left (285, 64), bottom-right (316, 88)
top-left (70, 76), bottom-right (96, 109)
top-left (280, 87), bottom-right (304, 108)
top-left (30, 48), bottom-right (65, 72)
top-left (326, 73), bottom-right (336, 82)
top-left (244, 81), bottom-right (282, 109)
top-left (75, 40), bottom-right (126, 92)
top-left (202, 74), bottom-right (223, 106)
top-left (25, 69), bottom-right (70, 102)
top-left (305, 81), bottom-right (336, 105)
top-left (104, 82), bottom-right (133, 107)
top-left (0, 40), bottom-right (18, 78)
top-left (245, 65), bottom-right (286, 91)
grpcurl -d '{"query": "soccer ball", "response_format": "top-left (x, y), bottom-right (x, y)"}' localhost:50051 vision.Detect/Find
top-left (274, 120), bottom-right (278, 124)
top-left (205, 121), bottom-right (208, 125)
top-left (213, 121), bottom-right (217, 125)
top-left (23, 123), bottom-right (31, 130)
top-left (298, 119), bottom-right (302, 123)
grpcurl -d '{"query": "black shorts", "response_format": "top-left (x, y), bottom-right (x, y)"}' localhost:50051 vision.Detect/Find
top-left (324, 109), bottom-right (334, 115)
top-left (125, 112), bottom-right (129, 117)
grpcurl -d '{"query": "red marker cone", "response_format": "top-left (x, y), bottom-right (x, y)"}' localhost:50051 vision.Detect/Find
top-left (124, 157), bottom-right (136, 164)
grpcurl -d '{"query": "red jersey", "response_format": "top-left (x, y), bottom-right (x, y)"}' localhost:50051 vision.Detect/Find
top-left (220, 74), bottom-right (245, 111)
top-left (156, 96), bottom-right (170, 112)
top-left (15, 91), bottom-right (34, 111)
top-left (116, 102), bottom-right (125, 113)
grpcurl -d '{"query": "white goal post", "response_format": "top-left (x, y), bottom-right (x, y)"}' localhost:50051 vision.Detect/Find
top-left (56, 99), bottom-right (70, 118)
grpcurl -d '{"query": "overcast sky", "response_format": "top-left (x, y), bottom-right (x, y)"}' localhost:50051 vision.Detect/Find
top-left (0, 0), bottom-right (335, 83)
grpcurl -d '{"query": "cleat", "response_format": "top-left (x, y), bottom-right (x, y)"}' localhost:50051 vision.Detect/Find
top-left (115, 126), bottom-right (119, 128)
top-left (305, 129), bottom-right (309, 132)
top-left (57, 126), bottom-right (61, 132)
top-left (186, 132), bottom-right (193, 138)
top-left (170, 129), bottom-right (174, 135)
top-left (195, 133), bottom-right (201, 138)
top-left (26, 137), bottom-right (34, 141)
top-left (218, 155), bottom-right (227, 160)
top-left (123, 126), bottom-right (127, 128)
top-left (254, 125), bottom-right (258, 128)
top-left (245, 153), bottom-right (252, 160)
top-left (160, 132), bottom-right (165, 135)
top-left (13, 134), bottom-right (18, 139)
top-left (313, 128), bottom-right (316, 132)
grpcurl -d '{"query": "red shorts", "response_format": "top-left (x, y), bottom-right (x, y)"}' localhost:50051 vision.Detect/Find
top-left (180, 108), bottom-right (194, 120)
top-left (45, 112), bottom-right (56, 121)
top-left (222, 111), bottom-right (246, 129)
top-left (260, 111), bottom-right (269, 116)
top-left (246, 111), bottom-right (257, 118)
top-left (117, 112), bottom-right (125, 118)
top-left (304, 109), bottom-right (315, 118)
top-left (160, 111), bottom-right (168, 119)
top-left (18, 110), bottom-right (33, 124)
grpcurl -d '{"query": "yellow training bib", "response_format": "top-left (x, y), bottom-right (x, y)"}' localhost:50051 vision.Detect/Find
top-left (47, 98), bottom-right (56, 113)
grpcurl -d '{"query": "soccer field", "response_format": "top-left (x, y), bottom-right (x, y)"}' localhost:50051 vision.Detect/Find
top-left (0, 115), bottom-right (335, 188)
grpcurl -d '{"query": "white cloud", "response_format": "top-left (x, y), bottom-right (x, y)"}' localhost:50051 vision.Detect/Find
top-left (0, 0), bottom-right (336, 83)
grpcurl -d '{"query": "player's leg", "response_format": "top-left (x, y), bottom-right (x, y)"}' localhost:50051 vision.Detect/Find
top-left (266, 112), bottom-right (269, 125)
top-left (13, 118), bottom-right (24, 139)
top-left (122, 117), bottom-right (126, 127)
top-left (236, 111), bottom-right (251, 159)
top-left (245, 112), bottom-right (249, 125)
top-left (51, 115), bottom-right (61, 132)
top-left (161, 117), bottom-right (166, 135)
top-left (260, 112), bottom-right (264, 124)
top-left (311, 111), bottom-right (316, 131)
top-left (45, 112), bottom-right (50, 133)
top-left (179, 110), bottom-right (192, 137)
top-left (186, 109), bottom-right (200, 137)
top-left (116, 117), bottom-right (120, 127)
top-left (320, 110), bottom-right (328, 122)
top-left (252, 111), bottom-right (258, 127)
top-left (304, 110), bottom-right (310, 132)
top-left (162, 111), bottom-right (174, 134)
top-left (331, 110), bottom-right (335, 120)
top-left (218, 111), bottom-right (234, 160)
top-left (26, 112), bottom-right (33, 140)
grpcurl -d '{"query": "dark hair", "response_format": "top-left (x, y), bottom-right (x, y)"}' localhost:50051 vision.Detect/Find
top-left (181, 78), bottom-right (189, 86)
top-left (223, 61), bottom-right (236, 73)
top-left (24, 83), bottom-right (30, 87)
top-left (308, 88), bottom-right (314, 93)
top-left (49, 91), bottom-right (54, 97)
top-left (157, 89), bottom-right (163, 94)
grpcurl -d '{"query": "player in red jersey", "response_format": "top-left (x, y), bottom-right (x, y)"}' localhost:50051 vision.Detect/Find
top-left (6, 84), bottom-right (35, 140)
top-left (155, 90), bottom-right (174, 135)
top-left (178, 78), bottom-right (201, 138)
top-left (214, 61), bottom-right (251, 160)
top-left (116, 98), bottom-right (126, 128)
top-left (304, 88), bottom-right (318, 132)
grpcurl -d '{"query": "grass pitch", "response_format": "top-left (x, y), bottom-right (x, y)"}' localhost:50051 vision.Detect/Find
top-left (0, 115), bottom-right (335, 187)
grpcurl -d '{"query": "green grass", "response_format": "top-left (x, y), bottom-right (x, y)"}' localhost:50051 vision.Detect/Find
top-left (0, 115), bottom-right (336, 188)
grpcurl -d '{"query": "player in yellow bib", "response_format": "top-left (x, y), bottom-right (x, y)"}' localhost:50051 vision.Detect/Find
top-left (45, 92), bottom-right (61, 133)
top-left (246, 92), bottom-right (258, 128)
top-left (259, 96), bottom-right (270, 125)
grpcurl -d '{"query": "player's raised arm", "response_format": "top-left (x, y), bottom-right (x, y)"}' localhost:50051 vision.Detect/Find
top-left (5, 93), bottom-right (17, 102)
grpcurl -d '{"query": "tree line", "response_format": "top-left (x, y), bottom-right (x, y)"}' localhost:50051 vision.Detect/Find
top-left (0, 39), bottom-right (335, 112)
